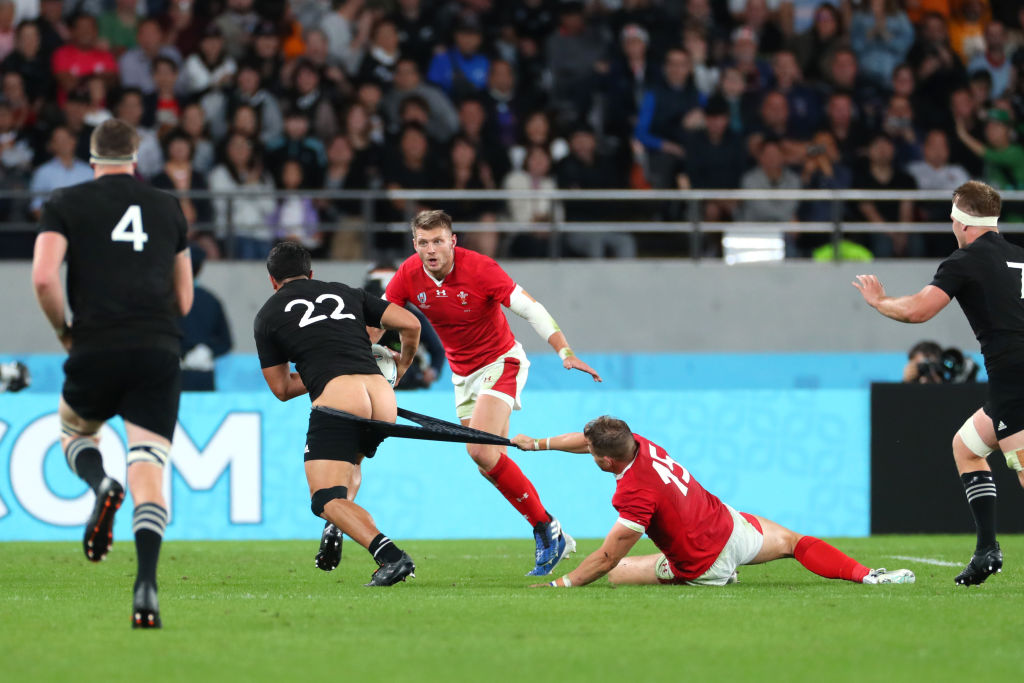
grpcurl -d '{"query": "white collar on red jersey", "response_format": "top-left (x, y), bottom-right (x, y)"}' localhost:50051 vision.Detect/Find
top-left (615, 455), bottom-right (638, 480)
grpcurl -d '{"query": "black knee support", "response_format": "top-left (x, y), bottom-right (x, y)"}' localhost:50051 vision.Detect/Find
top-left (311, 486), bottom-right (349, 517)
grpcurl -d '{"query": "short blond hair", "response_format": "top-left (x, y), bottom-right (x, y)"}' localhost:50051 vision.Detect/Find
top-left (411, 209), bottom-right (453, 238)
top-left (583, 416), bottom-right (636, 460)
top-left (953, 180), bottom-right (1001, 219)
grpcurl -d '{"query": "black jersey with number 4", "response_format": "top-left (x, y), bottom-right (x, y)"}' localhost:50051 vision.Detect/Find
top-left (38, 174), bottom-right (188, 354)
top-left (253, 278), bottom-right (390, 401)
top-left (930, 231), bottom-right (1024, 374)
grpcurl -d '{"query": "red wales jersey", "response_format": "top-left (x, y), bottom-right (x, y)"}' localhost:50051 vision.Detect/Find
top-left (612, 435), bottom-right (735, 580)
top-left (386, 247), bottom-right (518, 376)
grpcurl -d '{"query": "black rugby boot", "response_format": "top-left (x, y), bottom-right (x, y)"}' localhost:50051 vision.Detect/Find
top-left (84, 477), bottom-right (125, 562)
top-left (365, 552), bottom-right (416, 587)
top-left (315, 522), bottom-right (343, 571)
top-left (955, 543), bottom-right (1003, 586)
top-left (131, 581), bottom-right (161, 629)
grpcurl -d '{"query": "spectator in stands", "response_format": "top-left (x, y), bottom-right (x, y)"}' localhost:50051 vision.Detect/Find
top-left (228, 102), bottom-right (259, 140)
top-left (880, 94), bottom-right (922, 168)
top-left (323, 0), bottom-right (372, 75)
top-left (679, 96), bottom-right (745, 221)
top-left (226, 61), bottom-right (282, 145)
top-left (747, 90), bottom-right (803, 160)
top-left (771, 49), bottom-right (821, 133)
top-left (52, 13), bottom-right (118, 104)
top-left (151, 129), bottom-right (214, 244)
top-left (112, 87), bottom-right (162, 178)
top-left (382, 57), bottom-right (458, 142)
top-left (955, 107), bottom-right (1024, 191)
top-left (182, 25), bottom-right (237, 141)
top-left (504, 144), bottom-right (559, 229)
top-left (608, 0), bottom-right (672, 56)
top-left (58, 88), bottom-right (94, 162)
top-left (683, 25), bottom-right (720, 98)
top-left (28, 125), bottom-right (91, 218)
top-left (343, 101), bottom-right (383, 187)
top-left (850, 0), bottom-right (914, 90)
top-left (180, 101), bottom-right (215, 175)
top-left (319, 133), bottom-right (368, 260)
top-left (737, 137), bottom-right (800, 224)
top-left (98, 0), bottom-right (139, 55)
top-left (36, 0), bottom-right (68, 60)
top-left (456, 95), bottom-right (510, 185)
top-left (390, 0), bottom-right (437, 71)
top-left (208, 132), bottom-right (275, 259)
top-left (265, 108), bottom-right (327, 188)
top-left (180, 244), bottom-right (232, 391)
top-left (163, 0), bottom-right (203, 58)
top-left (824, 47), bottom-right (884, 123)
top-left (441, 134), bottom-right (499, 256)
top-left (284, 59), bottom-right (336, 142)
top-left (212, 0), bottom-right (260, 60)
top-left (854, 133), bottom-right (919, 258)
top-left (483, 58), bottom-right (535, 151)
top-left (968, 68), bottom-right (994, 111)
top-left (357, 17), bottom-right (401, 86)
top-left (789, 2), bottom-right (846, 82)
top-left (246, 20), bottom-right (284, 92)
top-left (298, 27), bottom-right (349, 97)
top-left (544, 1), bottom-right (605, 125)
top-left (382, 123), bottom-right (436, 221)
top-left (947, 86), bottom-right (985, 176)
top-left (727, 26), bottom-right (771, 95)
top-left (1, 71), bottom-right (32, 131)
top-left (735, 0), bottom-right (784, 55)
top-left (2, 20), bottom-right (51, 105)
top-left (427, 14), bottom-right (489, 100)
top-left (271, 159), bottom-right (323, 254)
top-left (603, 23), bottom-right (655, 142)
top-left (718, 66), bottom-right (757, 136)
top-left (949, 0), bottom-right (990, 62)
top-left (798, 129), bottom-right (853, 224)
top-left (907, 10), bottom-right (966, 114)
top-left (968, 21), bottom-right (1011, 98)
top-left (0, 97), bottom-right (34, 180)
top-left (820, 91), bottom-right (870, 167)
top-left (635, 47), bottom-right (702, 189)
top-left (557, 125), bottom-right (635, 258)
top-left (142, 56), bottom-right (183, 134)
top-left (118, 18), bottom-right (180, 94)
top-left (354, 79), bottom-right (387, 145)
top-left (509, 109), bottom-right (568, 173)
top-left (0, 1), bottom-right (15, 62)
top-left (907, 128), bottom-right (970, 253)
top-left (81, 75), bottom-right (112, 129)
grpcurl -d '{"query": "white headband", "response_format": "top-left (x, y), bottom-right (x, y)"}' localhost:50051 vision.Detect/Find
top-left (951, 202), bottom-right (998, 228)
top-left (89, 151), bottom-right (138, 165)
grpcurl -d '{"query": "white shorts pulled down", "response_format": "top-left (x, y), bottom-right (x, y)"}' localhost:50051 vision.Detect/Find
top-left (655, 505), bottom-right (765, 586)
top-left (452, 342), bottom-right (530, 420)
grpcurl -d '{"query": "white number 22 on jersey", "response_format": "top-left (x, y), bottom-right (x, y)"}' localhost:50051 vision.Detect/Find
top-left (110, 205), bottom-right (148, 252)
top-left (649, 445), bottom-right (691, 496)
top-left (285, 294), bottom-right (356, 327)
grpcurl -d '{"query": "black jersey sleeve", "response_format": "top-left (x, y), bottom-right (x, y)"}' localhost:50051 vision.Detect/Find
top-left (37, 191), bottom-right (68, 236)
top-left (173, 198), bottom-right (188, 252)
top-left (930, 250), bottom-right (972, 299)
top-left (254, 313), bottom-right (288, 369)
top-left (362, 288), bottom-right (390, 328)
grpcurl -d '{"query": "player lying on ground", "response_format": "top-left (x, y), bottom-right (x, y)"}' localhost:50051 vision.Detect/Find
top-left (376, 209), bottom-right (602, 576)
top-left (33, 119), bottom-right (194, 628)
top-left (853, 180), bottom-right (1022, 586)
top-left (513, 417), bottom-right (914, 587)
top-left (254, 242), bottom-right (421, 586)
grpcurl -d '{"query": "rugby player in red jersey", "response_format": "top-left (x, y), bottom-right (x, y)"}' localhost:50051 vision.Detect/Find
top-left (514, 416), bottom-right (915, 587)
top-left (385, 209), bottom-right (602, 575)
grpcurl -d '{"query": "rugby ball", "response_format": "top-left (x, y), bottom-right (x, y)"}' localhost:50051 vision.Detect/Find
top-left (372, 344), bottom-right (397, 386)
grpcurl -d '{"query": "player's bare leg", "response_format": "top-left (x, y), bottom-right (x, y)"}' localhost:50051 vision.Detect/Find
top-left (306, 460), bottom-right (380, 547)
top-left (952, 408), bottom-right (1004, 585)
top-left (316, 462), bottom-right (362, 572)
top-left (607, 554), bottom-right (662, 585)
top-left (123, 421), bottom-right (172, 629)
top-left (463, 394), bottom-right (575, 574)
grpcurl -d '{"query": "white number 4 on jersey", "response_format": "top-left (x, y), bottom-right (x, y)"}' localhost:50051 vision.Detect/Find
top-left (111, 205), bottom-right (148, 252)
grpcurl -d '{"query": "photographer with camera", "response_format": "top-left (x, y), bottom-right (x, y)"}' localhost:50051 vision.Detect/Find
top-left (903, 339), bottom-right (979, 384)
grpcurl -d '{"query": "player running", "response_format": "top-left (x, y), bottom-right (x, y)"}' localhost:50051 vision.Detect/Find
top-left (375, 209), bottom-right (601, 576)
top-left (32, 119), bottom-right (194, 628)
top-left (513, 417), bottom-right (915, 587)
top-left (854, 180), bottom-right (1023, 586)
top-left (254, 242), bottom-right (422, 586)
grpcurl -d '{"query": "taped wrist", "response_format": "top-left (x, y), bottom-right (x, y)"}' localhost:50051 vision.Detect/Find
top-left (1006, 450), bottom-right (1024, 472)
top-left (311, 486), bottom-right (349, 517)
top-left (508, 285), bottom-right (561, 341)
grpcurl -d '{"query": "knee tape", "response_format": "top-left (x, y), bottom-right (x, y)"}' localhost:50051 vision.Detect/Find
top-left (311, 486), bottom-right (348, 517)
top-left (61, 418), bottom-right (97, 439)
top-left (1005, 451), bottom-right (1024, 472)
top-left (127, 441), bottom-right (170, 468)
top-left (958, 418), bottom-right (995, 458)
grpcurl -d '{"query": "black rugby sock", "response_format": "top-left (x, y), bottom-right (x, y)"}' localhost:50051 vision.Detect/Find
top-left (368, 533), bottom-right (403, 564)
top-left (133, 503), bottom-right (167, 590)
top-left (961, 471), bottom-right (998, 552)
top-left (66, 441), bottom-right (106, 491)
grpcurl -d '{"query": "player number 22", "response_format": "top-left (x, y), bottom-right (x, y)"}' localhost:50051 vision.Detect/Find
top-left (285, 294), bottom-right (356, 327)
top-left (110, 205), bottom-right (148, 252)
top-left (650, 446), bottom-right (690, 496)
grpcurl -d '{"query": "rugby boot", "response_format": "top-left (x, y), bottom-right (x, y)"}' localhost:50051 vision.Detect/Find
top-left (955, 544), bottom-right (1003, 586)
top-left (84, 477), bottom-right (125, 562)
top-left (365, 552), bottom-right (416, 586)
top-left (131, 581), bottom-right (161, 629)
top-left (315, 522), bottom-right (343, 571)
top-left (862, 568), bottom-right (916, 584)
top-left (527, 517), bottom-right (576, 576)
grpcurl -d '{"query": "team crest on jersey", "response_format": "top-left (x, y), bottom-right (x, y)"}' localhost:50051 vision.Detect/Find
top-left (417, 292), bottom-right (427, 304)
top-left (457, 291), bottom-right (469, 305)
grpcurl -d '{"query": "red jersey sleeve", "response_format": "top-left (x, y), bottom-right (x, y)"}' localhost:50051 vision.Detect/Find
top-left (612, 482), bottom-right (657, 534)
top-left (476, 253), bottom-right (517, 306)
top-left (385, 263), bottom-right (412, 307)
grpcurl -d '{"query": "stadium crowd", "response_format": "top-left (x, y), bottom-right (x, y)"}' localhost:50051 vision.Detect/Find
top-left (0, 0), bottom-right (1022, 260)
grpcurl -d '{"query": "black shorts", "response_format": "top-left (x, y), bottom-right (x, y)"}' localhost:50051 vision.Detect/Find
top-left (305, 407), bottom-right (387, 463)
top-left (984, 367), bottom-right (1024, 437)
top-left (62, 348), bottom-right (181, 441)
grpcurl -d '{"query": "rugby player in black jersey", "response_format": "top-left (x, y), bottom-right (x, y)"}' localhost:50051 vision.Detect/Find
top-left (254, 242), bottom-right (421, 586)
top-left (32, 119), bottom-right (194, 627)
top-left (854, 180), bottom-right (1024, 586)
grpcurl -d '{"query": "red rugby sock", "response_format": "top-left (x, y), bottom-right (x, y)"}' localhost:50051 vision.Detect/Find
top-left (485, 454), bottom-right (551, 527)
top-left (794, 536), bottom-right (870, 583)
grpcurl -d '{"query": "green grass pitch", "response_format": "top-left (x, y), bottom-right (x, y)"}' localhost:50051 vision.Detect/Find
top-left (2, 536), bottom-right (1023, 683)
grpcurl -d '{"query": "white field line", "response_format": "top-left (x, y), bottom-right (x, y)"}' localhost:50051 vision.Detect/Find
top-left (886, 554), bottom-right (960, 567)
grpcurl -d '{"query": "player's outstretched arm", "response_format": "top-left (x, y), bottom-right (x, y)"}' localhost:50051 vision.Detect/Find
top-left (512, 432), bottom-right (590, 453)
top-left (507, 287), bottom-right (602, 382)
top-left (261, 363), bottom-right (308, 402)
top-left (853, 275), bottom-right (950, 324)
top-left (532, 523), bottom-right (642, 588)
top-left (31, 231), bottom-right (71, 350)
top-left (379, 303), bottom-right (421, 383)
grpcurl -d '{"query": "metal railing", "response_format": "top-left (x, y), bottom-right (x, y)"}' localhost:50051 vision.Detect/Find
top-left (3, 187), bottom-right (1023, 260)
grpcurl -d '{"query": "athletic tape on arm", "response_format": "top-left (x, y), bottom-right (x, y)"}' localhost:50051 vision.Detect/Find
top-left (508, 285), bottom-right (561, 342)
